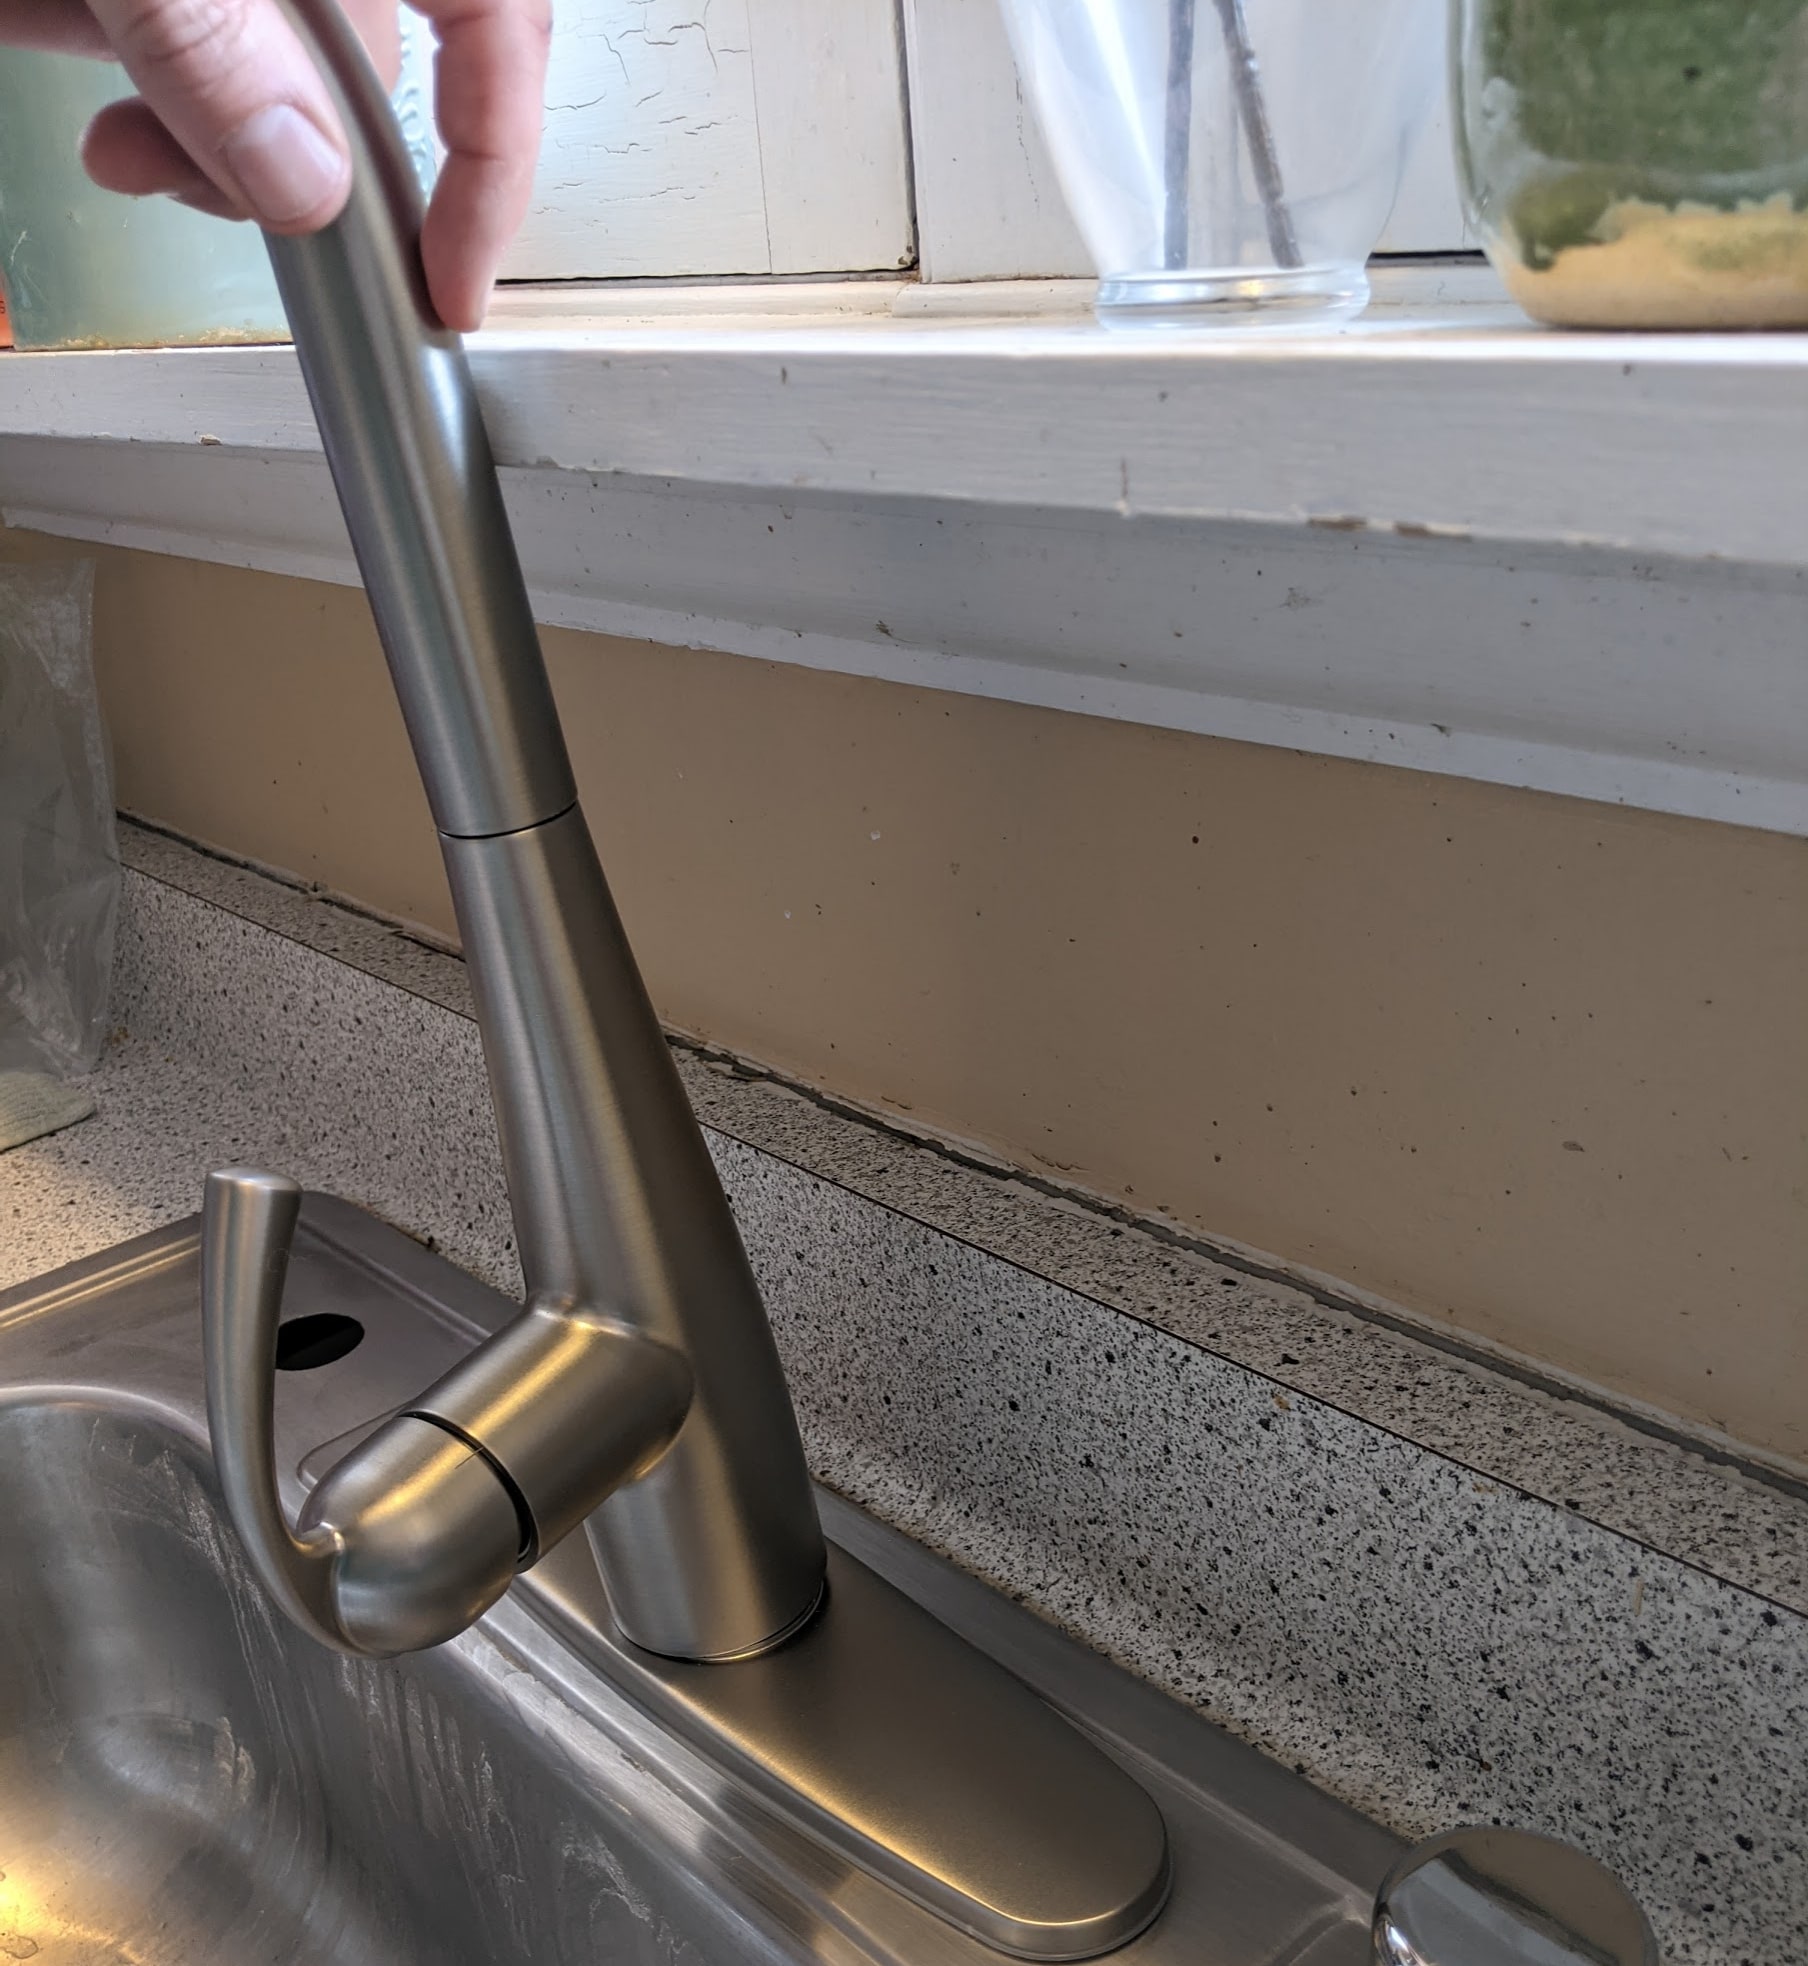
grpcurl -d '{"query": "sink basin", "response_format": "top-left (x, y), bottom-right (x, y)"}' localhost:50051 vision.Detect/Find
top-left (0, 1197), bottom-right (1400, 1965)
top-left (0, 1400), bottom-right (721, 1966)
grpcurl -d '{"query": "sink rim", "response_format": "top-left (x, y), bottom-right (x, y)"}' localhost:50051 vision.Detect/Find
top-left (0, 1198), bottom-right (1403, 1966)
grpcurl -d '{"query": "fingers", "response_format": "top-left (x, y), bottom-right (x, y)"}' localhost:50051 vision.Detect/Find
top-left (21, 0), bottom-right (546, 335)
top-left (82, 94), bottom-right (226, 205)
top-left (82, 0), bottom-right (352, 230)
top-left (79, 95), bottom-right (249, 216)
top-left (0, 0), bottom-right (112, 55)
top-left (414, 0), bottom-right (550, 329)
top-left (339, 0), bottom-right (401, 91)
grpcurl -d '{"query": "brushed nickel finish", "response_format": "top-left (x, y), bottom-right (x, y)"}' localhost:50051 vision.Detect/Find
top-left (177, 7), bottom-right (1650, 1957)
top-left (6, 1203), bottom-right (1662, 1965)
top-left (203, 1165), bottom-right (691, 1654)
top-left (440, 814), bottom-right (825, 1654)
top-left (297, 1413), bottom-right (524, 1653)
top-left (237, 0), bottom-right (828, 1669)
top-left (1373, 1828), bottom-right (1658, 1966)
top-left (263, 7), bottom-right (570, 841)
top-left (528, 1538), bottom-right (1172, 1960)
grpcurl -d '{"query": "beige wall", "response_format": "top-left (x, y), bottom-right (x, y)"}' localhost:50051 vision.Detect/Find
top-left (40, 538), bottom-right (1808, 1469)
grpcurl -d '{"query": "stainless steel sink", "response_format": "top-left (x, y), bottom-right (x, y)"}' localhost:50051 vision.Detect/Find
top-left (0, 1195), bottom-right (1401, 1966)
top-left (0, 1398), bottom-right (710, 1966)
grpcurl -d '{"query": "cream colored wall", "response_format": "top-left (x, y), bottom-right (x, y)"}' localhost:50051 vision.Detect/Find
top-left (40, 537), bottom-right (1808, 1469)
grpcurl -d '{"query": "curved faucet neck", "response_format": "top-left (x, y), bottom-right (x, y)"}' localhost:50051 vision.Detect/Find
top-left (237, 0), bottom-right (827, 1661)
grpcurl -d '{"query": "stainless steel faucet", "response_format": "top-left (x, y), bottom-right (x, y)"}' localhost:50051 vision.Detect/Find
top-left (199, 1), bottom-right (1171, 1955)
top-left (202, 0), bottom-right (825, 1670)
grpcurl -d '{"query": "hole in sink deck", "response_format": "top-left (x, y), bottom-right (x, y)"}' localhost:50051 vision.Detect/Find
top-left (275, 1312), bottom-right (366, 1371)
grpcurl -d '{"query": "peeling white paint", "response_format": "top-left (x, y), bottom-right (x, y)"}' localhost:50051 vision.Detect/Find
top-left (502, 0), bottom-right (912, 280)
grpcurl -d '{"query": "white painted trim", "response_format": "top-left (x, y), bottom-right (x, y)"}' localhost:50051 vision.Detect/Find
top-left (747, 0), bottom-right (915, 275)
top-left (7, 351), bottom-right (1806, 839)
top-left (2, 268), bottom-right (1805, 569)
top-left (497, 0), bottom-right (912, 281)
top-left (900, 0), bottom-right (1090, 283)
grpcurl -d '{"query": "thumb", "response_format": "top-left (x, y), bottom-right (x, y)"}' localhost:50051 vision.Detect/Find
top-left (83, 0), bottom-right (352, 230)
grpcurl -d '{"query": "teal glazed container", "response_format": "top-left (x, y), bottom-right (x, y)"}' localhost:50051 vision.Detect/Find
top-left (0, 49), bottom-right (289, 350)
top-left (0, 37), bottom-right (436, 350)
top-left (1454, 0), bottom-right (1808, 327)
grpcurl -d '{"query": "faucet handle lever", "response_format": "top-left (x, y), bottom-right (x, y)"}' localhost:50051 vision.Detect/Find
top-left (201, 1168), bottom-right (343, 1645)
top-left (203, 1170), bottom-right (693, 1657)
top-left (202, 1169), bottom-right (528, 1656)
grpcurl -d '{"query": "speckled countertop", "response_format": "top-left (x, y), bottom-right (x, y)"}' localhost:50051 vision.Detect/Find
top-left (3, 824), bottom-right (1804, 1966)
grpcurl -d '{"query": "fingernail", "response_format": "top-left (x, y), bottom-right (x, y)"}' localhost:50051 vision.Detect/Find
top-left (220, 104), bottom-right (346, 226)
top-left (172, 191), bottom-right (246, 220)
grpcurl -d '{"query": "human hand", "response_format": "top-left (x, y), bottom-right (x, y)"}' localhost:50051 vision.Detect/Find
top-left (0, 0), bottom-right (550, 331)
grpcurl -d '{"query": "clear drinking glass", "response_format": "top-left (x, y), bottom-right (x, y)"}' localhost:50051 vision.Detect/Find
top-left (998, 0), bottom-right (1444, 326)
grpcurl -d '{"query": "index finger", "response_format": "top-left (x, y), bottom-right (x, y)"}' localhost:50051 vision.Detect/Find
top-left (411, 0), bottom-right (549, 330)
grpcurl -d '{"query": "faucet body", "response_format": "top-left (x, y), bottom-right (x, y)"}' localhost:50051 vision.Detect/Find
top-left (199, 6), bottom-right (1175, 1955)
top-left (202, 0), bottom-right (825, 1663)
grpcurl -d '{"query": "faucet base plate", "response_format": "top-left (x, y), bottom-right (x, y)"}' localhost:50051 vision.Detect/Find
top-left (526, 1534), bottom-right (1172, 1961)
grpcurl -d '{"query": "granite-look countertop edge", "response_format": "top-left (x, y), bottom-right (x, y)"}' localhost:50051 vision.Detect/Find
top-left (115, 820), bottom-right (1808, 1618)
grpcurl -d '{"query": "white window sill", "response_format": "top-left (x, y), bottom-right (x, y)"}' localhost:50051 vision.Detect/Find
top-left (2, 261), bottom-right (1806, 834)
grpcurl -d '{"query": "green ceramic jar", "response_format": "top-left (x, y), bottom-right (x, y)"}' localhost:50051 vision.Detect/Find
top-left (1454, 0), bottom-right (1808, 327)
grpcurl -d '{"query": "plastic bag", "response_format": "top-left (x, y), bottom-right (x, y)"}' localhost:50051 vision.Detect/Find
top-left (0, 559), bottom-right (116, 1076)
